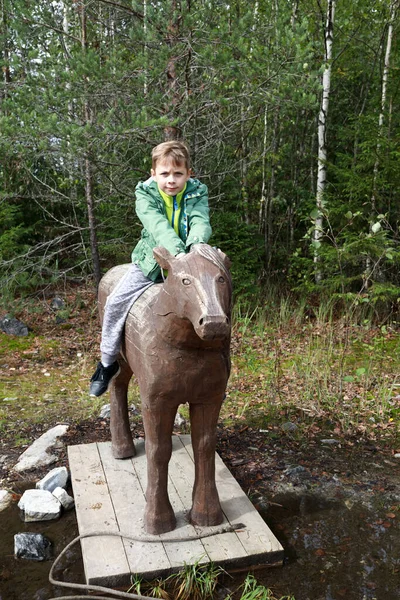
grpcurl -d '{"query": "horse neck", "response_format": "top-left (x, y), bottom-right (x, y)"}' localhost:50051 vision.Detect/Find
top-left (151, 287), bottom-right (197, 345)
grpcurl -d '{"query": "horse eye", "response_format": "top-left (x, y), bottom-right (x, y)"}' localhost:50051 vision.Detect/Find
top-left (182, 278), bottom-right (191, 285)
top-left (218, 276), bottom-right (225, 283)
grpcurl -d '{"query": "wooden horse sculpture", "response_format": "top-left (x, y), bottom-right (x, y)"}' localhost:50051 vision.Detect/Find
top-left (98, 244), bottom-right (232, 535)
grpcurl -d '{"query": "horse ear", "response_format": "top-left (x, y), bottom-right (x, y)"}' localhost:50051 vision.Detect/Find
top-left (217, 248), bottom-right (232, 270)
top-left (153, 246), bottom-right (174, 270)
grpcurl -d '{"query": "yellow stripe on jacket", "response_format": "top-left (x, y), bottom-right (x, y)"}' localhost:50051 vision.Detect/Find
top-left (158, 184), bottom-right (187, 236)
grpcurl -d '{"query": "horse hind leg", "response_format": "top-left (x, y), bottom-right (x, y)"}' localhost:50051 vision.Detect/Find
top-left (189, 401), bottom-right (224, 527)
top-left (110, 358), bottom-right (135, 459)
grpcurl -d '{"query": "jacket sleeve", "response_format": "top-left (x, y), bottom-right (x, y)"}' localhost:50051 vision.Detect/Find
top-left (185, 182), bottom-right (212, 248)
top-left (135, 182), bottom-right (186, 256)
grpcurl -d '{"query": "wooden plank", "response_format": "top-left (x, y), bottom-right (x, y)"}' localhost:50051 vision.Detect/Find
top-left (67, 443), bottom-right (131, 586)
top-left (131, 437), bottom-right (208, 569)
top-left (179, 435), bottom-right (283, 564)
top-left (169, 436), bottom-right (249, 564)
top-left (69, 436), bottom-right (284, 587)
top-left (96, 441), bottom-right (171, 578)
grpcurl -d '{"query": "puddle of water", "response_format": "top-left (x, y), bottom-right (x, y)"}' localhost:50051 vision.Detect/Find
top-left (252, 491), bottom-right (400, 600)
top-left (1, 486), bottom-right (399, 599)
top-left (0, 483), bottom-right (81, 600)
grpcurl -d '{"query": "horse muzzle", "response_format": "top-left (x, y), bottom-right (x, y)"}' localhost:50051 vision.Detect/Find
top-left (196, 314), bottom-right (230, 340)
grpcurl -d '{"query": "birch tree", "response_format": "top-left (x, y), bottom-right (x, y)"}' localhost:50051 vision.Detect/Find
top-left (371, 0), bottom-right (399, 213)
top-left (313, 0), bottom-right (336, 283)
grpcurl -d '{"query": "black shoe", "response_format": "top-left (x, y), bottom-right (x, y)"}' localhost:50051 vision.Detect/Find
top-left (89, 361), bottom-right (120, 397)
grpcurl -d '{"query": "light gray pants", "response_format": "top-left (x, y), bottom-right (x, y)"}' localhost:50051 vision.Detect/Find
top-left (100, 263), bottom-right (154, 365)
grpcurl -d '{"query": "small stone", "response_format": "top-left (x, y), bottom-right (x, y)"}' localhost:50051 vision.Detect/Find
top-left (321, 439), bottom-right (340, 445)
top-left (281, 422), bottom-right (297, 432)
top-left (0, 315), bottom-right (29, 336)
top-left (285, 465), bottom-right (309, 477)
top-left (99, 404), bottom-right (111, 419)
top-left (36, 467), bottom-right (69, 493)
top-left (51, 297), bottom-right (65, 310)
top-left (0, 489), bottom-right (13, 511)
top-left (174, 412), bottom-right (186, 427)
top-left (52, 487), bottom-right (74, 510)
top-left (394, 453), bottom-right (400, 459)
top-left (18, 489), bottom-right (61, 522)
top-left (14, 533), bottom-right (52, 561)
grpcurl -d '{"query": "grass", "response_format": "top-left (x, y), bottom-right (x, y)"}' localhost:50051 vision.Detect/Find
top-left (238, 575), bottom-right (295, 600)
top-left (0, 288), bottom-right (399, 445)
top-left (129, 567), bottom-right (294, 600)
top-left (225, 298), bottom-right (400, 442)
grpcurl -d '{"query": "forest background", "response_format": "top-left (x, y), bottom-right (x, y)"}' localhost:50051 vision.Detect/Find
top-left (1, 0), bottom-right (400, 310)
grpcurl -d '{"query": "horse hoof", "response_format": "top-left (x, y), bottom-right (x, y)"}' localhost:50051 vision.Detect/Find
top-left (112, 443), bottom-right (136, 459)
top-left (145, 510), bottom-right (176, 535)
top-left (189, 508), bottom-right (224, 527)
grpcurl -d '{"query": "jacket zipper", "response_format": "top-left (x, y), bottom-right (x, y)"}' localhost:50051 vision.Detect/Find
top-left (172, 196), bottom-right (178, 230)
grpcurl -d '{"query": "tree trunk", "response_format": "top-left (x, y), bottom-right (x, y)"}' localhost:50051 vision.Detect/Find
top-left (371, 0), bottom-right (397, 213)
top-left (80, 2), bottom-right (102, 286)
top-left (313, 0), bottom-right (336, 283)
top-left (164, 0), bottom-right (181, 141)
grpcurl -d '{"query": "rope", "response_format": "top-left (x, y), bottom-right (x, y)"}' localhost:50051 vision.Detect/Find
top-left (49, 522), bottom-right (245, 600)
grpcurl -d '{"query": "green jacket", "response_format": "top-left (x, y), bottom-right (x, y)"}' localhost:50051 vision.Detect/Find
top-left (131, 177), bottom-right (212, 281)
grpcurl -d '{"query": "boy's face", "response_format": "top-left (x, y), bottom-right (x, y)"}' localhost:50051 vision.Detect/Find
top-left (151, 160), bottom-right (190, 196)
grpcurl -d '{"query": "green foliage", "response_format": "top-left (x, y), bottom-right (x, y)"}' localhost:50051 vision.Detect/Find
top-left (1, 0), bottom-right (400, 317)
top-left (238, 575), bottom-right (295, 600)
top-left (211, 212), bottom-right (263, 298)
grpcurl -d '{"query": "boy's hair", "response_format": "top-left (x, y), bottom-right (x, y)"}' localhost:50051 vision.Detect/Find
top-left (152, 141), bottom-right (190, 171)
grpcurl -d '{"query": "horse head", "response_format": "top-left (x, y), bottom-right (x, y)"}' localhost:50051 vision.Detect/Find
top-left (153, 244), bottom-right (232, 341)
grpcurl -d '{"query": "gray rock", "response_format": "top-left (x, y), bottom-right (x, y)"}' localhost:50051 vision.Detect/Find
top-left (51, 297), bottom-right (65, 310)
top-left (321, 439), bottom-right (340, 445)
top-left (285, 465), bottom-right (309, 477)
top-left (0, 489), bottom-right (13, 511)
top-left (14, 533), bottom-right (52, 561)
top-left (52, 487), bottom-right (74, 510)
top-left (174, 412), bottom-right (186, 427)
top-left (0, 315), bottom-right (29, 336)
top-left (282, 422), bottom-right (298, 432)
top-left (36, 467), bottom-right (69, 493)
top-left (18, 489), bottom-right (61, 522)
top-left (99, 404), bottom-right (111, 419)
top-left (13, 424), bottom-right (69, 472)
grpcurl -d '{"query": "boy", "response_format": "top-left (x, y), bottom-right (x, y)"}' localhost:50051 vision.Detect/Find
top-left (89, 140), bottom-right (212, 397)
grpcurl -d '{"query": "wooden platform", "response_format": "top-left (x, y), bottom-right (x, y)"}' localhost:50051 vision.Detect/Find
top-left (68, 436), bottom-right (284, 586)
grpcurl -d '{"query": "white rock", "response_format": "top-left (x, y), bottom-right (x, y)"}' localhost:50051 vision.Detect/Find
top-left (13, 425), bottom-right (69, 472)
top-left (174, 412), bottom-right (186, 427)
top-left (0, 489), bottom-right (13, 512)
top-left (18, 489), bottom-right (61, 522)
top-left (394, 453), bottom-right (400, 459)
top-left (36, 467), bottom-right (69, 492)
top-left (52, 487), bottom-right (74, 510)
top-left (99, 404), bottom-right (111, 419)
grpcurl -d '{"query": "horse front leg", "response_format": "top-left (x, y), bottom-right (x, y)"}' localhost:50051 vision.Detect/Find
top-left (110, 358), bottom-right (135, 459)
top-left (142, 402), bottom-right (178, 534)
top-left (189, 400), bottom-right (224, 527)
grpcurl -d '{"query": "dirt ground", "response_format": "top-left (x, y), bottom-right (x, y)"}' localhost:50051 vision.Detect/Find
top-left (2, 414), bottom-right (399, 508)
